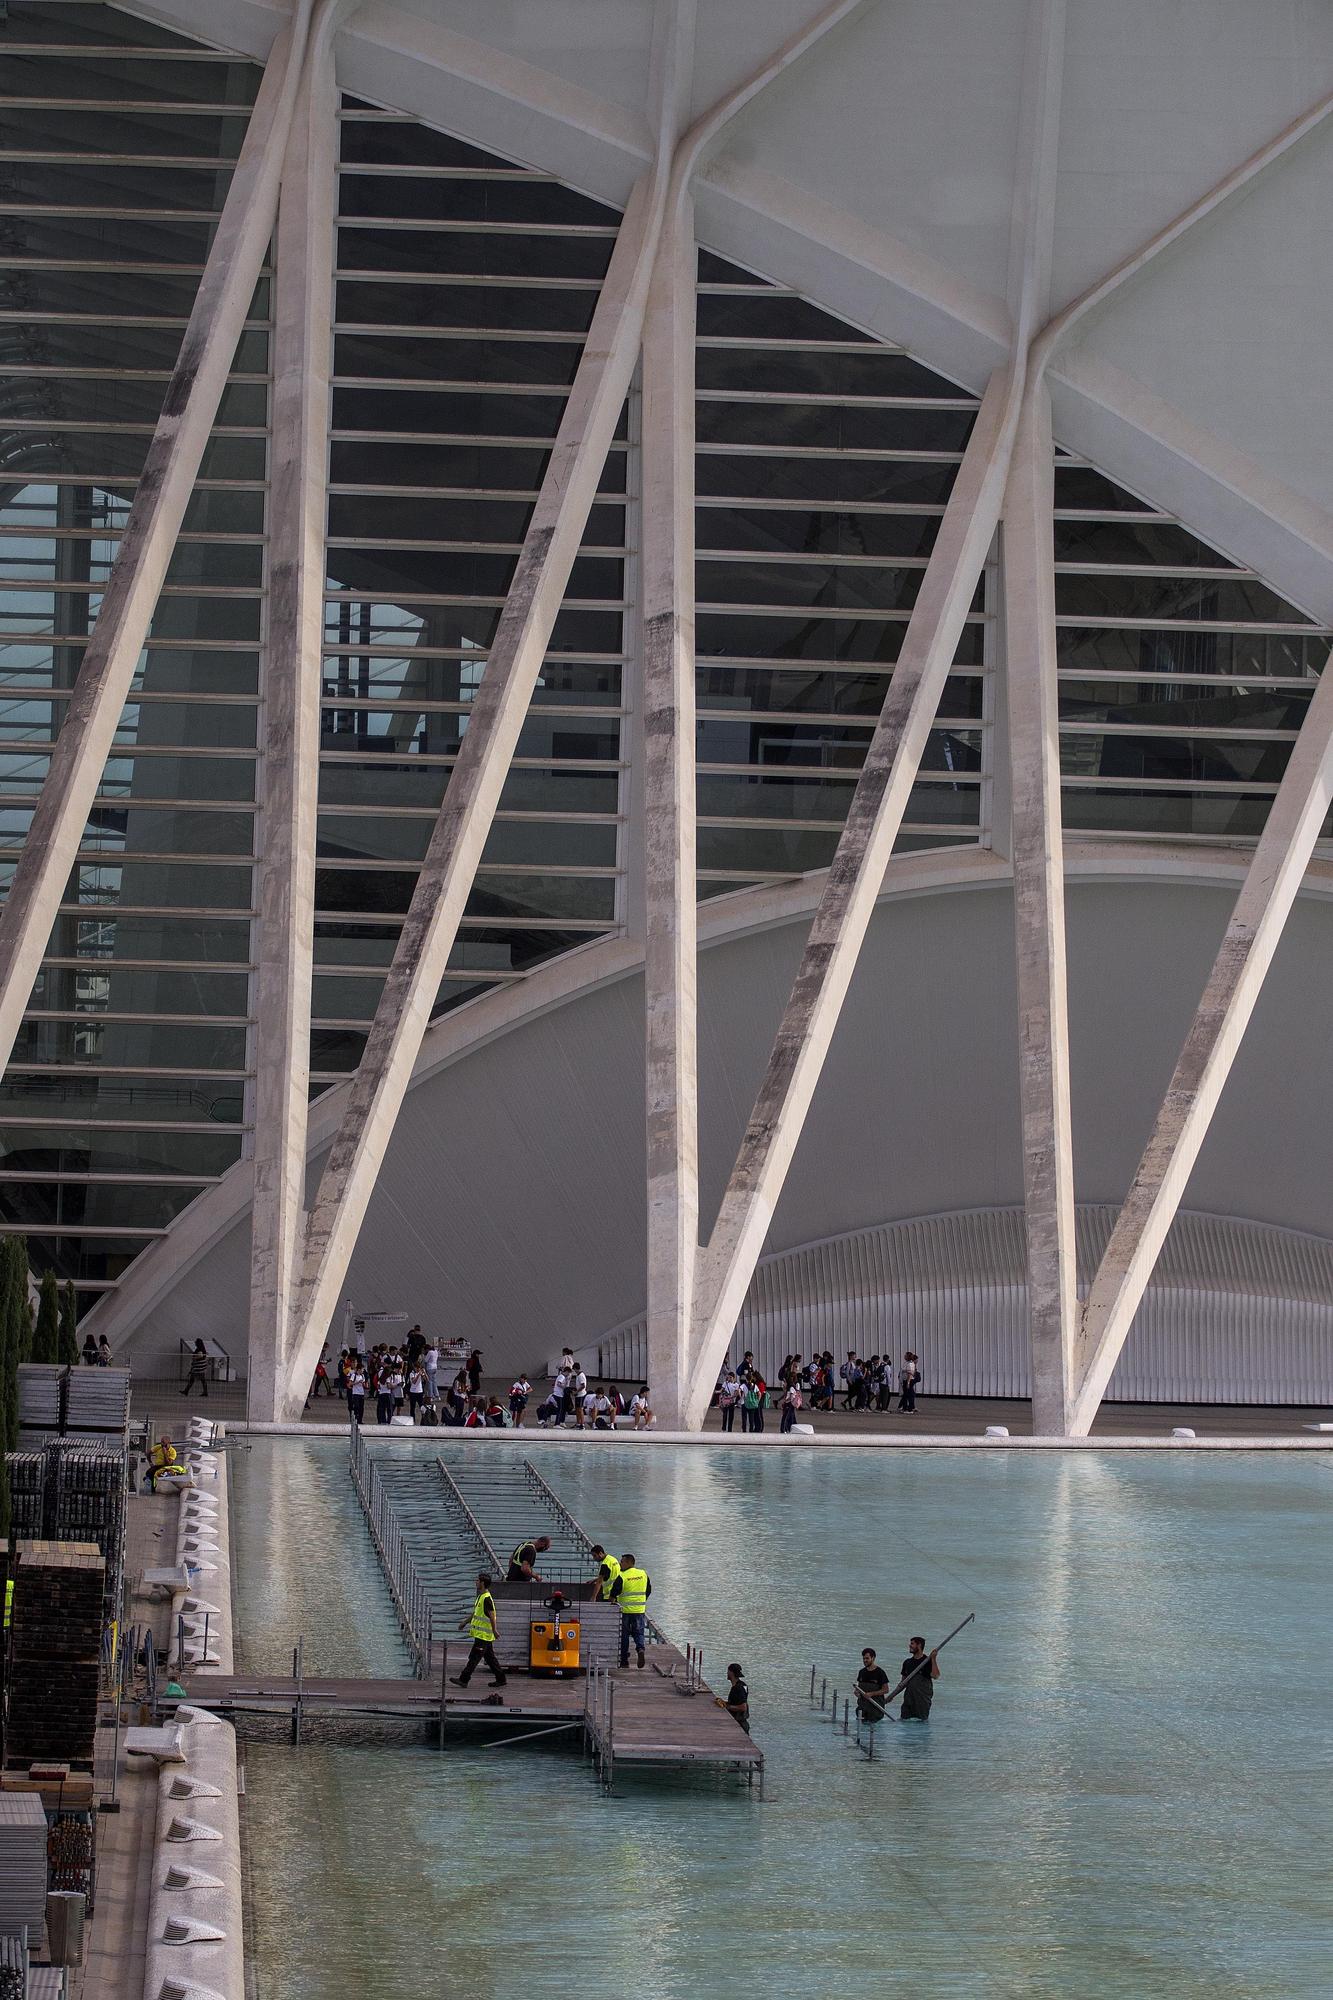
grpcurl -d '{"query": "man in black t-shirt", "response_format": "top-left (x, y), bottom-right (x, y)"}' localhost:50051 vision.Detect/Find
top-left (506, 1534), bottom-right (551, 1581)
top-left (855, 1646), bottom-right (890, 1721)
top-left (899, 1635), bottom-right (940, 1720)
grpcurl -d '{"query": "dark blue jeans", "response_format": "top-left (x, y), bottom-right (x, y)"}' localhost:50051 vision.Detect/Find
top-left (619, 1612), bottom-right (647, 1666)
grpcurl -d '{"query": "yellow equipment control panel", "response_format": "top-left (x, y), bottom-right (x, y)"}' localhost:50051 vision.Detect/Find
top-left (529, 1618), bottom-right (581, 1675)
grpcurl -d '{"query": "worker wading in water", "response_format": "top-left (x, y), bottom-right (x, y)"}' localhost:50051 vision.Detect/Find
top-left (608, 1552), bottom-right (651, 1668)
top-left (451, 1572), bottom-right (507, 1689)
top-left (899, 1636), bottom-right (940, 1721)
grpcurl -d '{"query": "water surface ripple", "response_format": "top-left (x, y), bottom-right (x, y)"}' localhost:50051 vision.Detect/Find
top-left (230, 1440), bottom-right (1333, 1999)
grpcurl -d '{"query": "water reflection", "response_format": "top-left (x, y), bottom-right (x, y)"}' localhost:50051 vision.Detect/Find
top-left (233, 1442), bottom-right (1333, 2000)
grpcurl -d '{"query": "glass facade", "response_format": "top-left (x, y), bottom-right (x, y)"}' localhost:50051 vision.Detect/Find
top-left (0, 0), bottom-right (265, 1298)
top-left (1, 1), bottom-right (1328, 1311)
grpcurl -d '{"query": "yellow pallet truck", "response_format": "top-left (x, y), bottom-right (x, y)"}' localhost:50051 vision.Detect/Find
top-left (529, 1590), bottom-right (581, 1676)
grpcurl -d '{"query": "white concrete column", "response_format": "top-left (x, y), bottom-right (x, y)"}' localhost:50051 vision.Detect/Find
top-left (1002, 379), bottom-right (1078, 1436)
top-left (246, 29), bottom-right (339, 1424)
top-left (0, 5), bottom-right (316, 1082)
top-left (1070, 652), bottom-right (1333, 1432)
top-left (641, 198), bottom-right (698, 1432)
top-left (685, 368), bottom-right (1021, 1427)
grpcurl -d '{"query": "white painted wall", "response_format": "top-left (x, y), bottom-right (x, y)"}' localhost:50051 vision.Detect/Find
top-left (105, 871), bottom-right (1333, 1390)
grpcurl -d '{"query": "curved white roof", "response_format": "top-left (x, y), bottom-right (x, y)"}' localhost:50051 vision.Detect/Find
top-left (134, 0), bottom-right (1333, 614)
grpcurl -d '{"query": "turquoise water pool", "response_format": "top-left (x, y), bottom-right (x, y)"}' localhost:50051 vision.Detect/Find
top-left (231, 1441), bottom-right (1333, 1998)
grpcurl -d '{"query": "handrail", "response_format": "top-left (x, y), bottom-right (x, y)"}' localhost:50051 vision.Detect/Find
top-left (522, 1456), bottom-right (665, 1642)
top-left (348, 1426), bottom-right (431, 1675)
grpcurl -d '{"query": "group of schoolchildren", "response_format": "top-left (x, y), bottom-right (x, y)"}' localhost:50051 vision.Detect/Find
top-left (319, 1332), bottom-right (497, 1427)
top-left (715, 1348), bottom-right (924, 1430)
top-left (319, 1333), bottom-right (656, 1431)
top-left (533, 1352), bottom-right (655, 1430)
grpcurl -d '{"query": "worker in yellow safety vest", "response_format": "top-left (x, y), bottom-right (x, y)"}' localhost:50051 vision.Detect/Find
top-left (147, 1438), bottom-right (179, 1491)
top-left (451, 1570), bottom-right (507, 1690)
top-left (608, 1552), bottom-right (651, 1669)
top-left (590, 1544), bottom-right (620, 1603)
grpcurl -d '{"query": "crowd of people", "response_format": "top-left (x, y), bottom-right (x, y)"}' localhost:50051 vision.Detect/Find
top-left (714, 1348), bottom-right (923, 1429)
top-left (310, 1327), bottom-right (923, 1431)
top-left (316, 1334), bottom-right (657, 1431)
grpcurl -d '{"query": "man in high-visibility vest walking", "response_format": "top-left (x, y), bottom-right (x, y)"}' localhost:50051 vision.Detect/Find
top-left (608, 1551), bottom-right (651, 1669)
top-left (451, 1571), bottom-right (507, 1688)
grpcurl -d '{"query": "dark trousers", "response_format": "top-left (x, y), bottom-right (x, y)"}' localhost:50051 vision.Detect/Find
top-left (376, 1392), bottom-right (393, 1424)
top-left (349, 1394), bottom-right (364, 1424)
top-left (780, 1403), bottom-right (795, 1433)
top-left (618, 1612), bottom-right (647, 1667)
top-left (739, 1406), bottom-right (753, 1432)
top-left (182, 1373), bottom-right (208, 1397)
top-left (898, 1382), bottom-right (917, 1411)
top-left (751, 1404), bottom-right (765, 1432)
top-left (720, 1404), bottom-right (736, 1432)
top-left (456, 1640), bottom-right (505, 1685)
top-left (408, 1392), bottom-right (423, 1418)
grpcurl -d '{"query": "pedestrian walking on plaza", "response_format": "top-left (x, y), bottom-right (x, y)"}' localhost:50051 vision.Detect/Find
top-left (347, 1360), bottom-right (366, 1425)
top-left (407, 1362), bottom-right (426, 1421)
top-left (181, 1339), bottom-right (210, 1398)
top-left (719, 1368), bottom-right (741, 1432)
top-left (609, 1552), bottom-right (651, 1668)
top-left (510, 1373), bottom-right (531, 1426)
top-left (779, 1379), bottom-right (801, 1433)
top-left (97, 1335), bottom-right (112, 1366)
top-left (424, 1340), bottom-right (439, 1405)
top-left (899, 1635), bottom-right (939, 1719)
top-left (466, 1348), bottom-right (483, 1395)
top-left (897, 1352), bottom-right (920, 1414)
top-left (451, 1572), bottom-right (507, 1688)
top-left (376, 1367), bottom-right (395, 1425)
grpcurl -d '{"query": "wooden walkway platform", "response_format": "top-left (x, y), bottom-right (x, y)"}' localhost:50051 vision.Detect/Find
top-left (184, 1638), bottom-right (762, 1790)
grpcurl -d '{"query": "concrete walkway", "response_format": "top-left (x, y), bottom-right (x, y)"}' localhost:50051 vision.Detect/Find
top-left (70, 1490), bottom-right (181, 2000)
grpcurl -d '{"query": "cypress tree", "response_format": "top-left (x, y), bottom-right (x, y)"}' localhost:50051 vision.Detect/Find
top-left (59, 1281), bottom-right (79, 1367)
top-left (32, 1272), bottom-right (59, 1365)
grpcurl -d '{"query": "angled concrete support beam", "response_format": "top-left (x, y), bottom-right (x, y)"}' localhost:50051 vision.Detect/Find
top-left (684, 366), bottom-right (1021, 1428)
top-left (1070, 653), bottom-right (1333, 1432)
top-left (247, 21), bottom-right (340, 1425)
top-left (0, 2), bottom-right (317, 1081)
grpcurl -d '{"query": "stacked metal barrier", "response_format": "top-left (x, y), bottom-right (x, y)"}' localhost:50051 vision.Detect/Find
top-left (3, 1442), bottom-right (126, 1620)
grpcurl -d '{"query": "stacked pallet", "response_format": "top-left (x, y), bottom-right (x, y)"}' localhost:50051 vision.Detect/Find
top-left (8, 1541), bottom-right (104, 1767)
